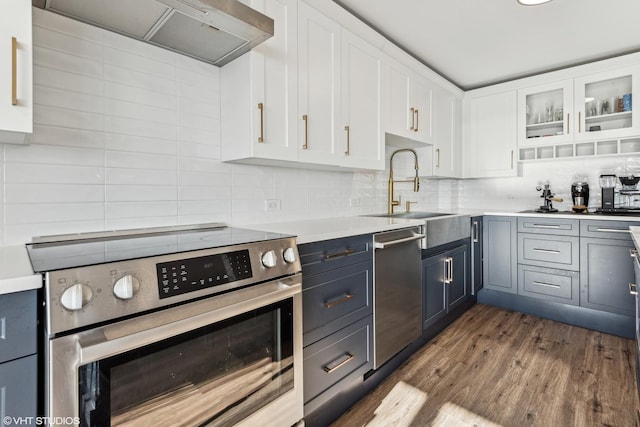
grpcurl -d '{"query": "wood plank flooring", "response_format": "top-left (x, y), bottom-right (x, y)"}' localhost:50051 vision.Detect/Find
top-left (333, 304), bottom-right (639, 427)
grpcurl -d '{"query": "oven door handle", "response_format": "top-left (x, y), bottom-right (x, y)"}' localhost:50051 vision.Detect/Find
top-left (82, 278), bottom-right (301, 363)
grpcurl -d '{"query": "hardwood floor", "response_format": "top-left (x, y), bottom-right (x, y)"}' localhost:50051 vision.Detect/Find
top-left (333, 304), bottom-right (640, 427)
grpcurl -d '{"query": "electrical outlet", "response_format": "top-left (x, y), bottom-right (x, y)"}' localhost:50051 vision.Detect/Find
top-left (349, 197), bottom-right (361, 207)
top-left (264, 199), bottom-right (281, 211)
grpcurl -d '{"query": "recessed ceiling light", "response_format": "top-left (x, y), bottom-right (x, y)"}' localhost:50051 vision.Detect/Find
top-left (518, 0), bottom-right (553, 5)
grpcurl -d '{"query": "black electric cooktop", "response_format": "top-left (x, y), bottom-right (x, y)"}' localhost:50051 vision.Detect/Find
top-left (26, 224), bottom-right (294, 272)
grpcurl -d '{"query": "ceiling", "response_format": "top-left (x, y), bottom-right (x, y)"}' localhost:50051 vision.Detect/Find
top-left (335, 0), bottom-right (640, 90)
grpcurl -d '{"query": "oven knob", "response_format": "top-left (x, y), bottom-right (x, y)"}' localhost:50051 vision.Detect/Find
top-left (261, 250), bottom-right (277, 268)
top-left (113, 275), bottom-right (140, 300)
top-left (60, 283), bottom-right (93, 311)
top-left (283, 247), bottom-right (296, 264)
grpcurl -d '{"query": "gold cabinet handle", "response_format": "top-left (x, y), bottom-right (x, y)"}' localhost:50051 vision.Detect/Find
top-left (435, 148), bottom-right (440, 168)
top-left (324, 293), bottom-right (354, 309)
top-left (257, 103), bottom-right (264, 143)
top-left (473, 220), bottom-right (479, 243)
top-left (414, 109), bottom-right (419, 132)
top-left (578, 111), bottom-right (581, 133)
top-left (344, 125), bottom-right (350, 155)
top-left (630, 283), bottom-right (638, 296)
top-left (567, 113), bottom-right (570, 134)
top-left (302, 114), bottom-right (308, 149)
top-left (323, 353), bottom-right (354, 373)
top-left (410, 107), bottom-right (415, 130)
top-left (511, 150), bottom-right (514, 169)
top-left (324, 249), bottom-right (354, 260)
top-left (11, 37), bottom-right (17, 106)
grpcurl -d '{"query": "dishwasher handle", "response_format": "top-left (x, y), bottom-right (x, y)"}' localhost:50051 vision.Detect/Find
top-left (374, 233), bottom-right (426, 249)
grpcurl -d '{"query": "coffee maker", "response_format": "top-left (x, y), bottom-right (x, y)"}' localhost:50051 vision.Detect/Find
top-left (598, 174), bottom-right (617, 211)
top-left (571, 181), bottom-right (589, 212)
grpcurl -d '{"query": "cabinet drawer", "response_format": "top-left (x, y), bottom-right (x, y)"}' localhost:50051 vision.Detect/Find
top-left (580, 219), bottom-right (639, 240)
top-left (0, 290), bottom-right (37, 364)
top-left (518, 233), bottom-right (579, 270)
top-left (303, 261), bottom-right (372, 346)
top-left (518, 264), bottom-right (579, 305)
top-left (0, 355), bottom-right (37, 424)
top-left (303, 316), bottom-right (373, 413)
top-left (518, 217), bottom-right (579, 236)
top-left (299, 234), bottom-right (372, 277)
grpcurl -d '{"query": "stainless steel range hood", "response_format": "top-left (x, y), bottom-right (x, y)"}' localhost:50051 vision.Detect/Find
top-left (32, 0), bottom-right (274, 66)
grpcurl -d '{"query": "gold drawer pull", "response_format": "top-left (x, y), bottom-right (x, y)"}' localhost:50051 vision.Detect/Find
top-left (323, 353), bottom-right (354, 373)
top-left (324, 249), bottom-right (354, 260)
top-left (324, 293), bottom-right (354, 309)
top-left (630, 283), bottom-right (638, 296)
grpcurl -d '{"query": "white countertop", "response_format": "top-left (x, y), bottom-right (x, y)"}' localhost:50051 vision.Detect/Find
top-left (251, 216), bottom-right (425, 244)
top-left (5, 210), bottom-right (640, 296)
top-left (0, 245), bottom-right (41, 295)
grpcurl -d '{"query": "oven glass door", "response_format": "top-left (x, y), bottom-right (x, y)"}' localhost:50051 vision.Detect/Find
top-left (77, 298), bottom-right (294, 427)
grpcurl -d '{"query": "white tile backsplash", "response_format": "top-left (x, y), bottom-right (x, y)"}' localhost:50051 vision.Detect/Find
top-left (7, 9), bottom-right (640, 247)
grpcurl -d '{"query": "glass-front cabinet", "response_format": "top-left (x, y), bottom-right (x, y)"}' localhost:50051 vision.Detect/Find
top-left (518, 79), bottom-right (573, 146)
top-left (574, 67), bottom-right (639, 141)
top-left (517, 65), bottom-right (640, 161)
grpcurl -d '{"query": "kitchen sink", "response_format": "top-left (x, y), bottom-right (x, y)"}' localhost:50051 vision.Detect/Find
top-left (364, 212), bottom-right (469, 248)
top-left (366, 211), bottom-right (454, 219)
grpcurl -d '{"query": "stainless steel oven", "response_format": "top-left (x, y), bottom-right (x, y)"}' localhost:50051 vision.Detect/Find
top-left (27, 224), bottom-right (304, 427)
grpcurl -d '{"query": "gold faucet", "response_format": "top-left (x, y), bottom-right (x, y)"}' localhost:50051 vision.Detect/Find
top-left (388, 148), bottom-right (420, 214)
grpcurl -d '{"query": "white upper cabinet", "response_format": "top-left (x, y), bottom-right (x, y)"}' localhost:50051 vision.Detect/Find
top-left (221, 0), bottom-right (298, 162)
top-left (463, 90), bottom-right (517, 178)
top-left (0, 0), bottom-right (32, 144)
top-left (432, 87), bottom-right (461, 177)
top-left (385, 60), bottom-right (412, 139)
top-left (574, 67), bottom-right (639, 141)
top-left (410, 74), bottom-right (434, 144)
top-left (384, 60), bottom-right (433, 144)
top-left (297, 2), bottom-right (341, 166)
top-left (518, 79), bottom-right (573, 146)
top-left (340, 30), bottom-right (384, 170)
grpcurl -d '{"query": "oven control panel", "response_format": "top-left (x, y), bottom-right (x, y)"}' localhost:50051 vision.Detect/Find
top-left (156, 249), bottom-right (253, 299)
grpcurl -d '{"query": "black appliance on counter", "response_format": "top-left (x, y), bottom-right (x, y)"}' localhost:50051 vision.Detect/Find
top-left (571, 181), bottom-right (589, 212)
top-left (596, 174), bottom-right (640, 214)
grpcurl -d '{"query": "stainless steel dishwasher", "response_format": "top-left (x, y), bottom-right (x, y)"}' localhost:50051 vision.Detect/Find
top-left (373, 226), bottom-right (424, 368)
